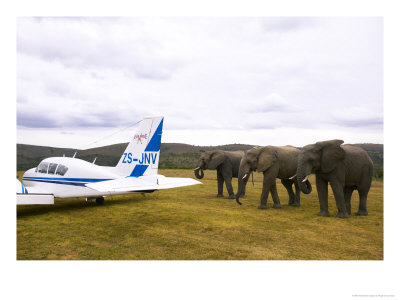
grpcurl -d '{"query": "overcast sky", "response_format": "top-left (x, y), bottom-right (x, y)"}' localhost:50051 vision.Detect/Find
top-left (16, 17), bottom-right (383, 149)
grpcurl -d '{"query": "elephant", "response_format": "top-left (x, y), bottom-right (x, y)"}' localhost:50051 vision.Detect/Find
top-left (235, 146), bottom-right (311, 209)
top-left (194, 150), bottom-right (248, 199)
top-left (296, 139), bottom-right (373, 218)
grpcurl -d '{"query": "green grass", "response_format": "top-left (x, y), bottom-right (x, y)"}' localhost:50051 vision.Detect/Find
top-left (17, 170), bottom-right (383, 260)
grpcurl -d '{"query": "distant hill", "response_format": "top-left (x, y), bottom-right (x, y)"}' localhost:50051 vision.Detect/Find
top-left (16, 143), bottom-right (256, 170)
top-left (351, 143), bottom-right (383, 152)
top-left (17, 142), bottom-right (383, 178)
top-left (351, 144), bottom-right (383, 179)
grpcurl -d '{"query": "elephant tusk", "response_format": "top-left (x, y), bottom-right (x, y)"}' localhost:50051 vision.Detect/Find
top-left (302, 175), bottom-right (309, 182)
top-left (289, 174), bottom-right (297, 180)
top-left (194, 167), bottom-right (201, 171)
top-left (242, 174), bottom-right (248, 180)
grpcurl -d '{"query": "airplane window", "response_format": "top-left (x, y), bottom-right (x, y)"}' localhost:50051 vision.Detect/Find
top-left (56, 164), bottom-right (68, 176)
top-left (37, 162), bottom-right (49, 173)
top-left (48, 163), bottom-right (58, 175)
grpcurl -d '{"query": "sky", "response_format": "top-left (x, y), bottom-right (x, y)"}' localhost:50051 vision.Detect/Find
top-left (16, 17), bottom-right (383, 149)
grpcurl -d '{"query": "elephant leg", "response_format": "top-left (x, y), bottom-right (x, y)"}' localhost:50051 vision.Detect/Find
top-left (224, 175), bottom-right (235, 199)
top-left (258, 175), bottom-right (272, 209)
top-left (270, 181), bottom-right (281, 209)
top-left (316, 176), bottom-right (330, 217)
top-left (356, 189), bottom-right (369, 216)
top-left (281, 179), bottom-right (296, 206)
top-left (344, 186), bottom-right (354, 215)
top-left (217, 171), bottom-right (224, 197)
top-left (330, 179), bottom-right (349, 218)
top-left (356, 173), bottom-right (371, 216)
top-left (294, 181), bottom-right (301, 206)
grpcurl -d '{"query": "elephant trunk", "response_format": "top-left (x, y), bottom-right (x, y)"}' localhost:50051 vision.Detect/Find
top-left (235, 178), bottom-right (245, 205)
top-left (194, 167), bottom-right (204, 179)
top-left (299, 178), bottom-right (312, 194)
top-left (296, 163), bottom-right (312, 194)
top-left (235, 161), bottom-right (250, 205)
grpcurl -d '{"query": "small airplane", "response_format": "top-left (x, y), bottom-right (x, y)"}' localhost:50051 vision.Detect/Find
top-left (16, 116), bottom-right (201, 205)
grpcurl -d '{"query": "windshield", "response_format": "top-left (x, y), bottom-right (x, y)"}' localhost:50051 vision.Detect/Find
top-left (48, 163), bottom-right (58, 174)
top-left (37, 162), bottom-right (49, 173)
top-left (55, 164), bottom-right (68, 176)
top-left (35, 161), bottom-right (68, 176)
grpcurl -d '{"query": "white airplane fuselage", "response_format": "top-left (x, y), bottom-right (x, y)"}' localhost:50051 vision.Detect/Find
top-left (22, 157), bottom-right (121, 198)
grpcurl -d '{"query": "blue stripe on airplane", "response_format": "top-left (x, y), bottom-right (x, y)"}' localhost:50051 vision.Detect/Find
top-left (22, 178), bottom-right (89, 186)
top-left (22, 177), bottom-right (111, 183)
top-left (145, 118), bottom-right (163, 152)
top-left (22, 177), bottom-right (113, 187)
top-left (130, 164), bottom-right (148, 177)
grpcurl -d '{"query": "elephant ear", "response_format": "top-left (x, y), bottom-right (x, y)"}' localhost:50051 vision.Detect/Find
top-left (257, 147), bottom-right (278, 172)
top-left (208, 151), bottom-right (225, 170)
top-left (318, 140), bottom-right (345, 173)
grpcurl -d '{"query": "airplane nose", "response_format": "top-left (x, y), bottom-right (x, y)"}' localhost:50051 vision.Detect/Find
top-left (16, 179), bottom-right (28, 194)
top-left (23, 168), bottom-right (35, 177)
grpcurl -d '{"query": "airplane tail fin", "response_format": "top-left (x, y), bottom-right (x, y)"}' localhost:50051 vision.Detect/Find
top-left (115, 116), bottom-right (164, 177)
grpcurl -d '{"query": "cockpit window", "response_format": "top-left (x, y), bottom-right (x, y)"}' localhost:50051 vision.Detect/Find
top-left (37, 162), bottom-right (49, 173)
top-left (48, 163), bottom-right (58, 175)
top-left (55, 164), bottom-right (68, 176)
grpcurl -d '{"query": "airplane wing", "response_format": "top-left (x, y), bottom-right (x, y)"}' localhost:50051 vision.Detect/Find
top-left (16, 179), bottom-right (54, 205)
top-left (85, 175), bottom-right (201, 193)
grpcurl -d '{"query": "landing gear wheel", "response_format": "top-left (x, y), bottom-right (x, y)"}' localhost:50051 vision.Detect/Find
top-left (96, 197), bottom-right (105, 205)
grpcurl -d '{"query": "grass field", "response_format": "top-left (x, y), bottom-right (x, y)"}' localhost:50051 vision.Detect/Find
top-left (16, 169), bottom-right (383, 260)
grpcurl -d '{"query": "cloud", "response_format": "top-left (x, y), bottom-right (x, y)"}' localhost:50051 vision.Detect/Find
top-left (330, 107), bottom-right (383, 128)
top-left (16, 17), bottom-right (383, 146)
top-left (245, 93), bottom-right (295, 113)
top-left (258, 17), bottom-right (316, 32)
top-left (17, 17), bottom-right (183, 80)
top-left (17, 110), bottom-right (60, 128)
